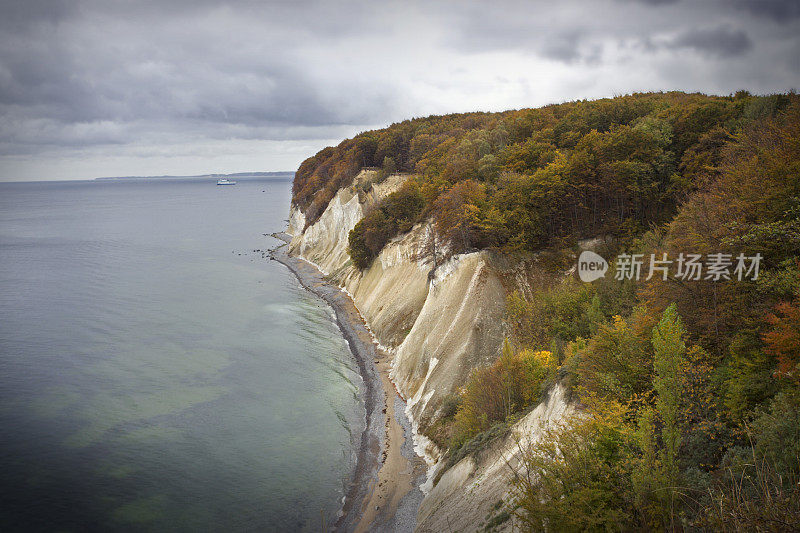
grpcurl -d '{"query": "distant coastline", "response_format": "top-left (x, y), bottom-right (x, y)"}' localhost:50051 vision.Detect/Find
top-left (95, 171), bottom-right (294, 181)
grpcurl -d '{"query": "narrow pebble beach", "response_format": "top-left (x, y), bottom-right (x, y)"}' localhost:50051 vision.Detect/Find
top-left (269, 234), bottom-right (426, 532)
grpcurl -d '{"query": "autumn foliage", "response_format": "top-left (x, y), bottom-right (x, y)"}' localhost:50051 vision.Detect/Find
top-left (294, 91), bottom-right (800, 530)
top-left (452, 340), bottom-right (556, 448)
top-left (294, 92), bottom-right (797, 262)
top-left (764, 287), bottom-right (800, 382)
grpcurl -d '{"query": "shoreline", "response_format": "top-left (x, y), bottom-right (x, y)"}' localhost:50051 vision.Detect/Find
top-left (269, 234), bottom-right (424, 532)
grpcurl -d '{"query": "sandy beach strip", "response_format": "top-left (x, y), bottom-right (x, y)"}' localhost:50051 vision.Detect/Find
top-left (269, 234), bottom-right (424, 532)
top-left (353, 349), bottom-right (426, 533)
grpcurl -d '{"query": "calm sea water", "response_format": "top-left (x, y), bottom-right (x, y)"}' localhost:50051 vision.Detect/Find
top-left (0, 177), bottom-right (362, 532)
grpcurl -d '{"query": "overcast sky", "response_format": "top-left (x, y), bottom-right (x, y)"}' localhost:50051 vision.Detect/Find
top-left (0, 0), bottom-right (798, 181)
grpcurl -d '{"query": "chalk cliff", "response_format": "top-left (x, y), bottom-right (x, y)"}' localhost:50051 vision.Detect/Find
top-left (287, 169), bottom-right (575, 531)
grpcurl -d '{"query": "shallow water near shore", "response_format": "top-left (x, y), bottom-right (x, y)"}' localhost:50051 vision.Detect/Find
top-left (0, 178), bottom-right (363, 531)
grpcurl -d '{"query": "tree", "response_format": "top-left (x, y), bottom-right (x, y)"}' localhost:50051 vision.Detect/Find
top-left (381, 155), bottom-right (397, 176)
top-left (576, 308), bottom-right (655, 403)
top-left (347, 182), bottom-right (424, 269)
top-left (432, 180), bottom-right (486, 253)
top-left (452, 339), bottom-right (555, 446)
top-left (763, 283), bottom-right (800, 383)
top-left (651, 303), bottom-right (687, 526)
top-left (512, 405), bottom-right (640, 532)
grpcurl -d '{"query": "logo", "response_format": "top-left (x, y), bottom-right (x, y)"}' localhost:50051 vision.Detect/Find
top-left (578, 250), bottom-right (608, 282)
top-left (576, 251), bottom-right (761, 283)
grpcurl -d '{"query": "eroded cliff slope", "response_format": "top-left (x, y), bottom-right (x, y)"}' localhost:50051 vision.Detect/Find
top-left (286, 169), bottom-right (576, 531)
top-left (288, 170), bottom-right (509, 431)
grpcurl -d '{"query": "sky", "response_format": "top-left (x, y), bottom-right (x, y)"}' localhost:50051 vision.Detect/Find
top-left (0, 0), bottom-right (799, 181)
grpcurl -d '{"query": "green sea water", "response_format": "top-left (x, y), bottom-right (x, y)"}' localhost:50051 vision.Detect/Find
top-left (0, 177), bottom-right (362, 531)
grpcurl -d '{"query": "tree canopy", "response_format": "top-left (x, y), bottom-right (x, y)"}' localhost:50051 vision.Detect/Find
top-left (294, 91), bottom-right (796, 268)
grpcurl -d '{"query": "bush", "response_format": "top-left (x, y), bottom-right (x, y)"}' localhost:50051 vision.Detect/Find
top-left (347, 181), bottom-right (424, 269)
top-left (452, 340), bottom-right (555, 447)
top-left (446, 422), bottom-right (509, 474)
top-left (752, 390), bottom-right (800, 476)
top-left (703, 448), bottom-right (800, 531)
top-left (506, 282), bottom-right (607, 359)
top-left (511, 417), bottom-right (641, 532)
top-left (574, 306), bottom-right (655, 403)
top-left (439, 394), bottom-right (461, 419)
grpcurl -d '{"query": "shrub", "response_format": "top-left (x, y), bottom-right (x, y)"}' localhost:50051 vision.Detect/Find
top-left (452, 340), bottom-right (555, 447)
top-left (347, 181), bottom-right (424, 269)
top-left (575, 306), bottom-right (655, 403)
top-left (445, 422), bottom-right (509, 474)
top-left (752, 390), bottom-right (800, 476)
top-left (506, 282), bottom-right (607, 359)
top-left (511, 416), bottom-right (641, 532)
top-left (703, 448), bottom-right (800, 531)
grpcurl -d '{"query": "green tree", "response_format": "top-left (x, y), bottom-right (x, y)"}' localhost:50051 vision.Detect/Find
top-left (381, 155), bottom-right (397, 176)
top-left (651, 303), bottom-right (687, 525)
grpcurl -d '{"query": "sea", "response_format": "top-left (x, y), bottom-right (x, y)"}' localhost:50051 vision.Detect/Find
top-left (0, 177), bottom-right (363, 532)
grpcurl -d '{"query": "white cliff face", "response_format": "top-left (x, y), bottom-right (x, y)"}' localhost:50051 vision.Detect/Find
top-left (288, 170), bottom-right (573, 531)
top-left (290, 189), bottom-right (363, 275)
top-left (287, 171), bottom-right (410, 276)
top-left (291, 180), bottom-right (508, 430)
top-left (339, 225), bottom-right (431, 348)
top-left (286, 204), bottom-right (306, 237)
top-left (391, 251), bottom-right (507, 425)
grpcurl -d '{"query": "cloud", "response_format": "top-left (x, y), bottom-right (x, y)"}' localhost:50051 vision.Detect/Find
top-left (435, 4), bottom-right (603, 64)
top-left (625, 0), bottom-right (680, 5)
top-left (0, 0), bottom-right (798, 180)
top-left (666, 25), bottom-right (754, 58)
top-left (0, 0), bottom-right (76, 29)
top-left (733, 0), bottom-right (800, 22)
top-left (0, 0), bottom-right (402, 153)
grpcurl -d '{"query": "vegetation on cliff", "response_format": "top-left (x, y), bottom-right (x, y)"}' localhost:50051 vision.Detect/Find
top-left (293, 91), bottom-right (793, 265)
top-left (292, 91), bottom-right (800, 530)
top-left (347, 181), bottom-right (424, 269)
top-left (506, 99), bottom-right (799, 530)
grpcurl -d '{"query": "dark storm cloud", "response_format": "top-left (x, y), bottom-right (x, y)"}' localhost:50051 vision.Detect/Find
top-left (667, 25), bottom-right (753, 58)
top-left (0, 25), bottom-right (384, 125)
top-left (539, 31), bottom-right (602, 64)
top-left (0, 0), bottom-right (75, 28)
top-left (733, 0), bottom-right (800, 22)
top-left (0, 0), bottom-right (398, 153)
top-left (435, 3), bottom-right (602, 64)
top-left (436, 1), bottom-right (769, 65)
top-left (0, 0), bottom-right (799, 180)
